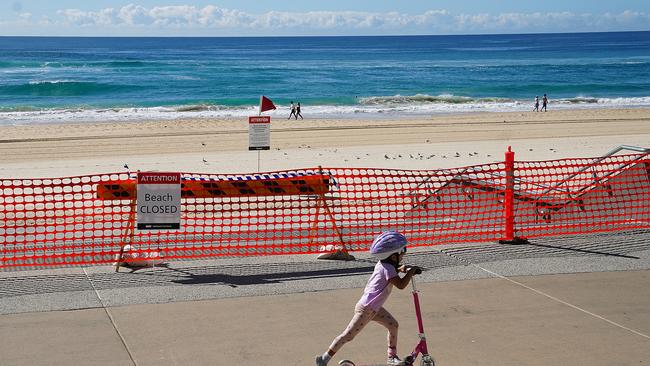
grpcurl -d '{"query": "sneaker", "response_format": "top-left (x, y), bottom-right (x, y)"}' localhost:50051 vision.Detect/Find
top-left (315, 355), bottom-right (328, 366)
top-left (387, 355), bottom-right (406, 366)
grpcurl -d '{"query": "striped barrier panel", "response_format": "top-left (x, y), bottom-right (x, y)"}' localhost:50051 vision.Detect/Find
top-left (96, 172), bottom-right (332, 200)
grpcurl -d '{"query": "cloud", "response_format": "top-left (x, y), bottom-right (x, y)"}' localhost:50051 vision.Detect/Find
top-left (118, 4), bottom-right (151, 25)
top-left (56, 8), bottom-right (119, 26)
top-left (6, 5), bottom-right (650, 35)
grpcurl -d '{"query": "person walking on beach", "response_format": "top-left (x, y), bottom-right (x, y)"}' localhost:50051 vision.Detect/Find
top-left (295, 102), bottom-right (303, 119)
top-left (541, 94), bottom-right (548, 112)
top-left (315, 231), bottom-right (420, 366)
top-left (533, 96), bottom-right (540, 112)
top-left (288, 101), bottom-right (297, 119)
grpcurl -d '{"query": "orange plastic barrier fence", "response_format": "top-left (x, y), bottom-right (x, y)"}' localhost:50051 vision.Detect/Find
top-left (513, 154), bottom-right (650, 237)
top-left (1, 152), bottom-right (648, 268)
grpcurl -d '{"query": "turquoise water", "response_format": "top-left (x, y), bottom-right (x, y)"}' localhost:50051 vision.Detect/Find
top-left (0, 32), bottom-right (649, 123)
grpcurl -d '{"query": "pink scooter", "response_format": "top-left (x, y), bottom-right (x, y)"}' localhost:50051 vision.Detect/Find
top-left (339, 267), bottom-right (435, 366)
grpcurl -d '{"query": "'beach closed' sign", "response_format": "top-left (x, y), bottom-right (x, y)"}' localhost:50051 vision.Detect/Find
top-left (136, 172), bottom-right (181, 230)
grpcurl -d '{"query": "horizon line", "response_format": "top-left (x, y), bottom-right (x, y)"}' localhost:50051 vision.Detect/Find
top-left (1, 29), bottom-right (650, 39)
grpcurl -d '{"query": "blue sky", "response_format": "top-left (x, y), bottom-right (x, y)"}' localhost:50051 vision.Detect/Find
top-left (2, 1), bottom-right (650, 36)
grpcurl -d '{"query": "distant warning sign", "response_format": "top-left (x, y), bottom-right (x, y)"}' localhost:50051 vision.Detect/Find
top-left (249, 116), bottom-right (270, 150)
top-left (137, 172), bottom-right (181, 230)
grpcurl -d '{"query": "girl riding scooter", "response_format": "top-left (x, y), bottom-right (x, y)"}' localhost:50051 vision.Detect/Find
top-left (316, 231), bottom-right (420, 366)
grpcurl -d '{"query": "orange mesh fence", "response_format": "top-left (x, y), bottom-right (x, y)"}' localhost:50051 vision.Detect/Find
top-left (1, 152), bottom-right (648, 268)
top-left (513, 154), bottom-right (650, 238)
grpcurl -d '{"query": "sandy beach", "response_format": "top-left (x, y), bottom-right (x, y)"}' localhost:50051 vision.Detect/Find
top-left (1, 108), bottom-right (649, 178)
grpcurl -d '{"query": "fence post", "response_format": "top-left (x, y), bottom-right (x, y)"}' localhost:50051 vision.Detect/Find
top-left (504, 146), bottom-right (515, 241)
top-left (500, 146), bottom-right (528, 244)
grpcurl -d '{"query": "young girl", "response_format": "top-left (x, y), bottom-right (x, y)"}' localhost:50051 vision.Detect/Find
top-left (316, 231), bottom-right (420, 366)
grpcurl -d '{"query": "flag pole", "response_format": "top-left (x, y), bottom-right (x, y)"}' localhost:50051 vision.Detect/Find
top-left (258, 96), bottom-right (261, 171)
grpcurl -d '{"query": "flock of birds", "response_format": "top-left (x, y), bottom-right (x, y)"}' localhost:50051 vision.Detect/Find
top-left (122, 142), bottom-right (557, 171)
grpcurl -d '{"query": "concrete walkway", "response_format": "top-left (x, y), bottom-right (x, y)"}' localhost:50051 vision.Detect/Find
top-left (1, 230), bottom-right (649, 366)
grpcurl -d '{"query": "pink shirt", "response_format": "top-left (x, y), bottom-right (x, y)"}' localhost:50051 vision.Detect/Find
top-left (357, 261), bottom-right (398, 311)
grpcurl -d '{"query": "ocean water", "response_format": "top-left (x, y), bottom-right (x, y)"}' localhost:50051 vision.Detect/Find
top-left (0, 32), bottom-right (649, 124)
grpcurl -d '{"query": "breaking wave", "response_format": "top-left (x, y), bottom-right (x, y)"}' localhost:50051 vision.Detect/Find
top-left (359, 94), bottom-right (514, 105)
top-left (1, 94), bottom-right (650, 125)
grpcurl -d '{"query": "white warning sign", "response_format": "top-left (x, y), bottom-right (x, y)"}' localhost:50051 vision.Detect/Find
top-left (249, 116), bottom-right (271, 150)
top-left (137, 172), bottom-right (181, 230)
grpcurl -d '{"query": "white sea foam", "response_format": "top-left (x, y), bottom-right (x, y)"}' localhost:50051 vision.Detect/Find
top-left (1, 95), bottom-right (650, 125)
top-left (28, 79), bottom-right (76, 85)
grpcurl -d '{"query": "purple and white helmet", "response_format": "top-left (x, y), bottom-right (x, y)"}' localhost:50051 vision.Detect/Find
top-left (370, 231), bottom-right (407, 260)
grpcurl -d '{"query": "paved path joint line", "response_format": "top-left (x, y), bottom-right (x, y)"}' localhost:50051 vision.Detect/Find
top-left (83, 267), bottom-right (138, 366)
top-left (472, 264), bottom-right (650, 340)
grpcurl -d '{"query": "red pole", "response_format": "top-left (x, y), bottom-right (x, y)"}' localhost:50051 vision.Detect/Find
top-left (504, 146), bottom-right (515, 242)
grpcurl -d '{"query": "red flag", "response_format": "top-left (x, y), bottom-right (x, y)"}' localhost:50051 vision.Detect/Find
top-left (259, 95), bottom-right (276, 114)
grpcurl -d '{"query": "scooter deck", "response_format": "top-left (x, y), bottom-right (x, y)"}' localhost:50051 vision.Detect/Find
top-left (339, 360), bottom-right (409, 366)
